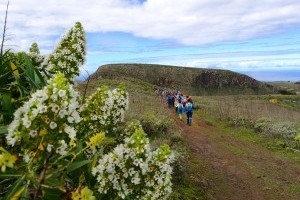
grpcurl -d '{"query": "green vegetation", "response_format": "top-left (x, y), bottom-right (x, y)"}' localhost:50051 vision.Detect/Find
top-left (193, 94), bottom-right (300, 149)
top-left (86, 64), bottom-right (300, 198)
top-left (79, 78), bottom-right (207, 199)
top-left (0, 23), bottom-right (174, 200)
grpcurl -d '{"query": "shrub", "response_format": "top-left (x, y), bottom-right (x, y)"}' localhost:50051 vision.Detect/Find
top-left (92, 128), bottom-right (174, 199)
top-left (254, 118), bottom-right (298, 139)
top-left (140, 113), bottom-right (173, 137)
top-left (270, 122), bottom-right (298, 139)
top-left (29, 42), bottom-right (44, 67)
top-left (42, 22), bottom-right (86, 81)
top-left (254, 117), bottom-right (272, 132)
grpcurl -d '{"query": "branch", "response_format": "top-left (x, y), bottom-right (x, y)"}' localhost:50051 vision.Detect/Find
top-left (34, 153), bottom-right (52, 199)
top-left (1, 1), bottom-right (9, 56)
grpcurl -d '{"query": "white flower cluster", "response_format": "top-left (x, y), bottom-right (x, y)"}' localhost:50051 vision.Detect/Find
top-left (80, 84), bottom-right (129, 134)
top-left (29, 42), bottom-right (44, 67)
top-left (92, 127), bottom-right (174, 199)
top-left (6, 73), bottom-right (81, 159)
top-left (121, 119), bottom-right (143, 139)
top-left (42, 22), bottom-right (86, 80)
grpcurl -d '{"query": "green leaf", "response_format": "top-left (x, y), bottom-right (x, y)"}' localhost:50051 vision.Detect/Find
top-left (45, 177), bottom-right (63, 187)
top-left (11, 186), bottom-right (25, 200)
top-left (66, 160), bottom-right (91, 173)
top-left (4, 175), bottom-right (25, 200)
top-left (43, 188), bottom-right (64, 200)
top-left (0, 125), bottom-right (7, 135)
top-left (23, 55), bottom-right (39, 90)
top-left (21, 184), bottom-right (29, 199)
top-left (33, 66), bottom-right (46, 87)
top-left (0, 174), bottom-right (21, 179)
top-left (1, 93), bottom-right (14, 123)
top-left (9, 62), bottom-right (19, 78)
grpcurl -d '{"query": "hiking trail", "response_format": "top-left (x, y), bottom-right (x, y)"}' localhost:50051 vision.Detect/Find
top-left (170, 109), bottom-right (300, 200)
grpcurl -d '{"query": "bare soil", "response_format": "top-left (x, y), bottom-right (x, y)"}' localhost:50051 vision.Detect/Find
top-left (170, 110), bottom-right (300, 200)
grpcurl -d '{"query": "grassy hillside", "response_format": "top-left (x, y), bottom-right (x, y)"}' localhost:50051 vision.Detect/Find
top-left (266, 81), bottom-right (300, 95)
top-left (90, 63), bottom-right (275, 95)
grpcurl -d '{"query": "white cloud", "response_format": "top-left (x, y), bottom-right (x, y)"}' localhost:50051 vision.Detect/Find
top-left (1, 0), bottom-right (300, 51)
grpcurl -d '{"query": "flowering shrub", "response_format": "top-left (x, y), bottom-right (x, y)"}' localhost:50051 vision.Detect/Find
top-left (29, 42), bottom-right (44, 67)
top-left (122, 119), bottom-right (143, 139)
top-left (80, 83), bottom-right (129, 135)
top-left (254, 118), bottom-right (297, 139)
top-left (92, 123), bottom-right (174, 199)
top-left (2, 73), bottom-right (174, 199)
top-left (1, 22), bottom-right (174, 200)
top-left (42, 22), bottom-right (86, 80)
top-left (6, 73), bottom-right (81, 160)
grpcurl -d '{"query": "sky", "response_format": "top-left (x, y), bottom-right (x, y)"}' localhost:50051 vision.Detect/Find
top-left (1, 0), bottom-right (300, 81)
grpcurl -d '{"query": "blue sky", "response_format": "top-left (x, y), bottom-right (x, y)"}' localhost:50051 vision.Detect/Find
top-left (1, 0), bottom-right (300, 81)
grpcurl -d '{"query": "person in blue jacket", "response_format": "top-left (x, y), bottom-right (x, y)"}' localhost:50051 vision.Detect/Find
top-left (185, 98), bottom-right (195, 125)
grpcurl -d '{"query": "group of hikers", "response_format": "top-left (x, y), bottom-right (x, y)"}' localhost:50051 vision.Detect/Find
top-left (155, 88), bottom-right (195, 126)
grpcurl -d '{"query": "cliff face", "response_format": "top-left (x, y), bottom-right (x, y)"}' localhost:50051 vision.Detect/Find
top-left (90, 64), bottom-right (274, 95)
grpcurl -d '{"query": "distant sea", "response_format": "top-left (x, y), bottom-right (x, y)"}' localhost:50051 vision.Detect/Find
top-left (236, 69), bottom-right (300, 82)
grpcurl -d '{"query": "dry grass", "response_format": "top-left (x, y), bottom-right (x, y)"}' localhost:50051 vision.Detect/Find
top-left (195, 95), bottom-right (300, 123)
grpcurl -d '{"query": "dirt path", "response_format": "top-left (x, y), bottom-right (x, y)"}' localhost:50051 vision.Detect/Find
top-left (170, 111), bottom-right (300, 200)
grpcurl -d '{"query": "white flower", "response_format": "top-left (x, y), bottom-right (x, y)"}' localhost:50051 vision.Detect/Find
top-left (58, 110), bottom-right (67, 118)
top-left (50, 121), bottom-right (57, 129)
top-left (67, 116), bottom-right (74, 123)
top-left (23, 120), bottom-right (31, 128)
top-left (58, 90), bottom-right (66, 97)
top-left (56, 140), bottom-right (68, 155)
top-left (47, 144), bottom-right (54, 152)
top-left (23, 154), bottom-right (30, 163)
top-left (64, 125), bottom-right (76, 140)
top-left (29, 130), bottom-right (38, 137)
top-left (51, 104), bottom-right (60, 113)
top-left (132, 176), bottom-right (140, 185)
top-left (39, 105), bottom-right (48, 113)
top-left (6, 135), bottom-right (18, 146)
top-left (72, 111), bottom-right (81, 123)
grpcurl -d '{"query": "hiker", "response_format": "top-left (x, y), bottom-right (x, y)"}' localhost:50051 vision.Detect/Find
top-left (159, 89), bottom-right (164, 103)
top-left (167, 93), bottom-right (173, 108)
top-left (177, 100), bottom-right (184, 120)
top-left (171, 93), bottom-right (175, 107)
top-left (174, 98), bottom-right (179, 112)
top-left (182, 95), bottom-right (187, 107)
top-left (185, 98), bottom-right (195, 126)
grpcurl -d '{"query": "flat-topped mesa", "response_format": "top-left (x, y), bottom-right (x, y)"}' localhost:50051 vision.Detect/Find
top-left (90, 63), bottom-right (275, 95)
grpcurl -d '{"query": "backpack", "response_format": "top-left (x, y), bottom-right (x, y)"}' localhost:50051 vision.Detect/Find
top-left (186, 102), bottom-right (193, 112)
top-left (178, 104), bottom-right (183, 112)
